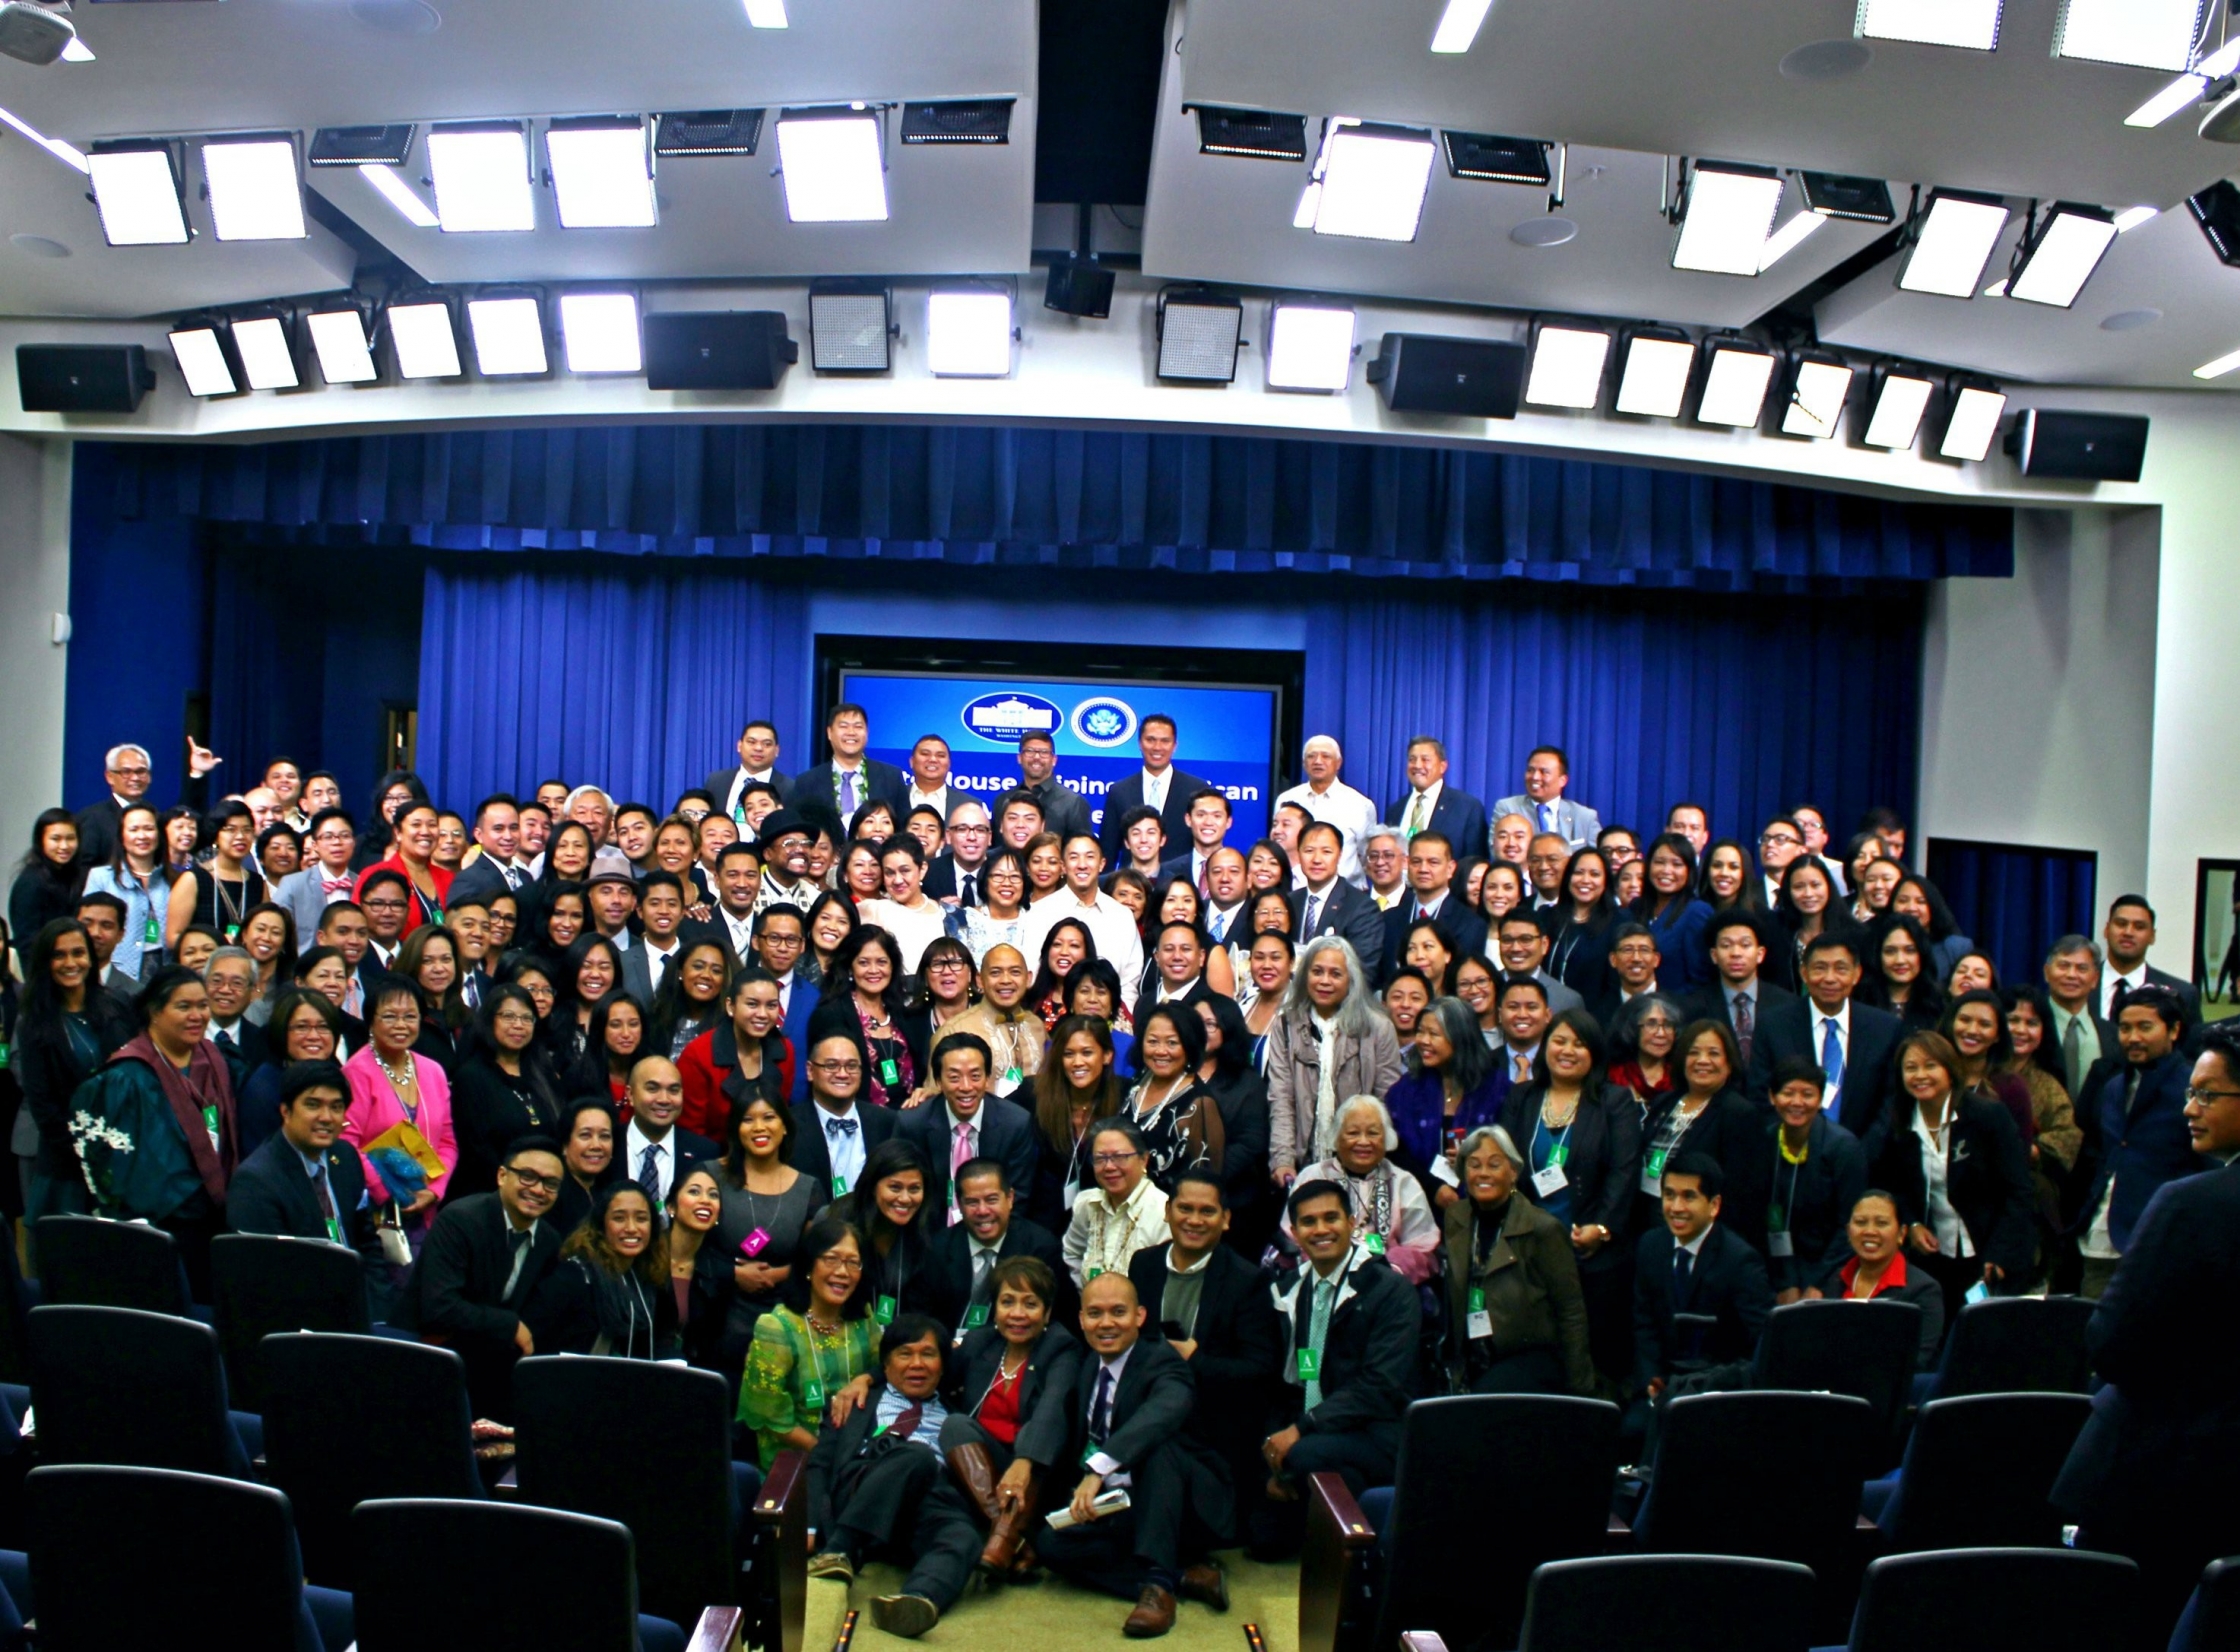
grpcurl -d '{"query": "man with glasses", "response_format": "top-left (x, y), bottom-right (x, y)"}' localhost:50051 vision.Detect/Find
top-left (924, 800), bottom-right (994, 906)
top-left (393, 1134), bottom-right (566, 1419)
top-left (745, 905), bottom-right (818, 1101)
top-left (1591, 921), bottom-right (1666, 1027)
top-left (356, 870), bottom-right (413, 971)
top-left (74, 736), bottom-right (221, 867)
top-left (275, 806), bottom-right (361, 944)
top-left (1495, 912), bottom-right (1585, 1017)
top-left (1756, 815), bottom-right (1807, 908)
top-left (788, 1032), bottom-right (898, 1199)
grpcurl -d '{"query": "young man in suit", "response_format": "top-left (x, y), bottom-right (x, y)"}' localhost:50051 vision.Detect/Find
top-left (390, 1135), bottom-right (566, 1420)
top-left (1099, 715), bottom-right (1211, 869)
top-left (313, 901), bottom-right (384, 1024)
top-left (897, 1036), bottom-right (1039, 1224)
top-left (619, 871), bottom-right (689, 1004)
top-left (687, 841), bottom-right (763, 970)
top-left (1260, 1180), bottom-right (1420, 1549)
top-left (226, 1059), bottom-right (373, 1252)
top-left (1494, 913), bottom-right (1586, 1018)
top-left (706, 718), bottom-right (792, 819)
top-left (1679, 913), bottom-right (1796, 1071)
top-left (1380, 831), bottom-right (1489, 982)
top-left (1589, 921), bottom-right (1664, 1028)
top-left (1744, 932), bottom-right (1902, 1137)
top-left (1157, 788), bottom-right (1234, 896)
top-left (1491, 746), bottom-right (1601, 850)
top-left (1630, 1154), bottom-right (1773, 1404)
top-left (808, 1315), bottom-right (987, 1642)
top-left (788, 1030), bottom-right (898, 1198)
top-left (1385, 736), bottom-right (1489, 859)
top-left (924, 1157), bottom-right (1070, 1336)
top-left (1042, 1272), bottom-right (1234, 1636)
top-left (1133, 921), bottom-right (1218, 1029)
top-left (793, 704), bottom-right (908, 834)
top-left (275, 807), bottom-right (365, 942)
top-left (617, 1056), bottom-right (720, 1208)
top-left (1293, 822), bottom-right (1388, 988)
top-left (2098, 895), bottom-right (2202, 1025)
top-left (72, 893), bottom-right (138, 1004)
top-left (2074, 985), bottom-right (2199, 1300)
top-left (445, 795), bottom-right (529, 906)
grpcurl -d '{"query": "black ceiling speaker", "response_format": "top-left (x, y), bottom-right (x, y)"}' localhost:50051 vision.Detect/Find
top-left (1367, 333), bottom-right (1525, 419)
top-left (643, 311), bottom-right (797, 391)
top-left (2004, 409), bottom-right (2149, 482)
top-left (17, 344), bottom-right (155, 413)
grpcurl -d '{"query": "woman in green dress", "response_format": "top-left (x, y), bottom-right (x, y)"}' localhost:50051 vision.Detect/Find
top-left (736, 1214), bottom-right (878, 1469)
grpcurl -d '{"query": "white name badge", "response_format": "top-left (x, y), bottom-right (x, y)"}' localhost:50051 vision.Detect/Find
top-left (1532, 1164), bottom-right (1569, 1198)
top-left (1768, 1231), bottom-right (1795, 1259)
top-left (1465, 1309), bottom-right (1494, 1341)
top-left (1430, 1155), bottom-right (1461, 1189)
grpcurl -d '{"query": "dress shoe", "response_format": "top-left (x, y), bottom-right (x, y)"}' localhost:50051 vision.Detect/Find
top-left (1178, 1562), bottom-right (1229, 1611)
top-left (871, 1594), bottom-right (941, 1639)
top-left (1123, 1584), bottom-right (1177, 1637)
top-left (806, 1548), bottom-right (856, 1583)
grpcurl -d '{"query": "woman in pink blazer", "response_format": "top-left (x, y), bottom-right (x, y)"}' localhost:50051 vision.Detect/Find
top-left (343, 979), bottom-right (459, 1234)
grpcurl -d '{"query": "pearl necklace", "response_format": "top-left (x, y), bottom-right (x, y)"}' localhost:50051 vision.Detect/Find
top-left (377, 1052), bottom-right (416, 1090)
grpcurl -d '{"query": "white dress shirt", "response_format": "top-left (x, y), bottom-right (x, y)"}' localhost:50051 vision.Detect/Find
top-left (641, 937), bottom-right (680, 996)
top-left (1140, 766), bottom-right (1172, 816)
top-left (1811, 1001), bottom-right (1852, 1113)
top-left (816, 1101), bottom-right (869, 1192)
top-left (2100, 966), bottom-right (2148, 1021)
top-left (1272, 778), bottom-right (1381, 885)
top-left (859, 897), bottom-right (947, 973)
top-left (1398, 780), bottom-right (1444, 837)
top-left (624, 1120), bottom-right (679, 1202)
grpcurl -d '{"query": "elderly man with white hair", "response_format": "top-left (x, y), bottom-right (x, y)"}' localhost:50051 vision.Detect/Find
top-left (1273, 735), bottom-right (1380, 887)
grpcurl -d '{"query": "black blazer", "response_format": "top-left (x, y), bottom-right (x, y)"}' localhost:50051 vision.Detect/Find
top-left (1497, 1080), bottom-right (1644, 1266)
top-left (226, 1133), bottom-right (375, 1250)
top-left (895, 1094), bottom-right (1040, 1216)
top-left (1128, 1241), bottom-right (1282, 1443)
top-left (449, 1054), bottom-right (565, 1203)
top-left (524, 1255), bottom-right (677, 1360)
top-left (1382, 895), bottom-right (1490, 984)
top-left (922, 1214), bottom-right (1070, 1335)
top-left (785, 1099), bottom-right (902, 1195)
top-left (922, 853), bottom-right (991, 905)
top-left (1720, 1112), bottom-right (1869, 1291)
top-left (1296, 880), bottom-right (1390, 987)
top-left (792, 760), bottom-right (909, 824)
top-left (207, 1016), bottom-right (269, 1076)
top-left (1061, 1337), bottom-right (1204, 1474)
top-left (1130, 976), bottom-right (1215, 1039)
top-left (1631, 1221), bottom-right (1775, 1389)
top-left (1864, 1094), bottom-right (2037, 1281)
top-left (705, 765), bottom-right (793, 808)
top-left (1097, 767), bottom-right (1213, 865)
top-left (1209, 1070), bottom-right (1272, 1227)
top-left (804, 1379), bottom-right (941, 1536)
top-left (1678, 980), bottom-right (1800, 1048)
top-left (1268, 1254), bottom-right (1420, 1451)
top-left (391, 1192), bottom-right (562, 1349)
top-left (948, 1322), bottom-right (1084, 1468)
top-left (1744, 997), bottom-right (1904, 1137)
top-left (15, 994), bottom-right (135, 1178)
top-left (1383, 786), bottom-right (1489, 862)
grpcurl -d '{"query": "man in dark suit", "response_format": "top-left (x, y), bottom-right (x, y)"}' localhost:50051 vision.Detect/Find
top-left (1744, 932), bottom-right (1901, 1137)
top-left (202, 948), bottom-right (270, 1083)
top-left (1098, 715), bottom-right (1212, 867)
top-left (1631, 1154), bottom-right (1774, 1400)
top-left (1679, 912), bottom-right (1797, 1072)
top-left (1014, 732), bottom-right (1093, 847)
top-left (897, 1035), bottom-right (1039, 1220)
top-left (1385, 736), bottom-right (1489, 860)
top-left (705, 717), bottom-right (792, 817)
top-left (1129, 1170), bottom-right (1281, 1526)
top-left (1381, 830), bottom-right (1489, 981)
top-left (923, 1157), bottom-right (1070, 1335)
top-left (787, 1029), bottom-right (899, 1198)
top-left (616, 1056), bottom-right (722, 1207)
top-left (1294, 822), bottom-right (1388, 986)
top-left (1589, 920), bottom-right (1665, 1028)
top-left (226, 1060), bottom-right (374, 1254)
top-left (920, 800), bottom-right (994, 905)
top-left (2072, 985), bottom-right (2199, 1299)
top-left (1157, 787), bottom-right (1235, 896)
top-left (389, 1135), bottom-right (566, 1420)
top-left (2055, 1024), bottom-right (2240, 1633)
top-left (1133, 921), bottom-right (1219, 1030)
top-left (1041, 1272), bottom-right (1234, 1636)
top-left (792, 703), bottom-right (908, 834)
top-left (806, 1315), bottom-right (987, 1641)
top-left (73, 737), bottom-right (216, 868)
top-left (73, 893), bottom-right (140, 1007)
top-left (2098, 895), bottom-right (2201, 1025)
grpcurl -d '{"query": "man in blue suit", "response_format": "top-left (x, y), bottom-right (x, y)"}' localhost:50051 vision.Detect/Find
top-left (1384, 736), bottom-right (1488, 860)
top-left (2073, 984), bottom-right (2199, 1299)
top-left (793, 703), bottom-right (909, 834)
top-left (227, 1060), bottom-right (374, 1253)
top-left (1491, 745), bottom-right (1601, 850)
top-left (895, 1035), bottom-right (1038, 1221)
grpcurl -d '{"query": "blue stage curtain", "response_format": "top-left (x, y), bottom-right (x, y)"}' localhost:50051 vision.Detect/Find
top-left (415, 559), bottom-right (810, 811)
top-left (1926, 840), bottom-right (2099, 986)
top-left (87, 426), bottom-right (2012, 591)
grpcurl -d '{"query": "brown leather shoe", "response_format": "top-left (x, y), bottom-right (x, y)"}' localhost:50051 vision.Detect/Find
top-left (1177, 1562), bottom-right (1229, 1611)
top-left (980, 1466), bottom-right (1042, 1576)
top-left (1123, 1585), bottom-right (1177, 1637)
top-left (946, 1442), bottom-right (1004, 1527)
top-left (871, 1594), bottom-right (941, 1639)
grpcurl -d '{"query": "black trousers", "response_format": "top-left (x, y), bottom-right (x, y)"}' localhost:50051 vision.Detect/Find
top-left (1039, 1439), bottom-right (1232, 1600)
top-left (830, 1443), bottom-right (946, 1553)
top-left (1467, 1344), bottom-right (1569, 1395)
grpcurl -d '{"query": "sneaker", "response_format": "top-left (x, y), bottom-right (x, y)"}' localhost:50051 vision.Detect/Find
top-left (807, 1549), bottom-right (856, 1583)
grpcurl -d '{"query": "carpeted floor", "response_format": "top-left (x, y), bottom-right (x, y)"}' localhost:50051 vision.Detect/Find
top-left (804, 1549), bottom-right (1299, 1650)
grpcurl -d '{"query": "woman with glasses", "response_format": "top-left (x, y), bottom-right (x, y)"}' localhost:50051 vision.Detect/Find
top-left (931, 944), bottom-right (1044, 1102)
top-left (343, 980), bottom-right (458, 1283)
top-left (1060, 1117), bottom-right (1170, 1286)
top-left (1607, 994), bottom-right (1683, 1110)
top-left (947, 847), bottom-right (1032, 965)
top-left (164, 802), bottom-right (267, 951)
top-left (736, 1214), bottom-right (880, 1469)
top-left (449, 983), bottom-right (564, 1200)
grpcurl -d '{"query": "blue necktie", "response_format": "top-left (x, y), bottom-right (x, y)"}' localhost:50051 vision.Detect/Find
top-left (1820, 1016), bottom-right (1844, 1097)
top-left (1538, 802), bottom-right (1554, 833)
top-left (1090, 1365), bottom-right (1114, 1443)
top-left (1672, 1245), bottom-right (1693, 1305)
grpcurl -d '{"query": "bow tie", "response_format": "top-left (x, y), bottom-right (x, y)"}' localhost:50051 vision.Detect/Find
top-left (826, 1117), bottom-right (859, 1137)
top-left (322, 877), bottom-right (352, 895)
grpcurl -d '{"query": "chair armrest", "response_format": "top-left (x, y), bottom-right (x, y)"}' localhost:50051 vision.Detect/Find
top-left (688, 1604), bottom-right (745, 1652)
top-left (1299, 1472), bottom-right (1377, 1652)
top-left (755, 1450), bottom-right (811, 1652)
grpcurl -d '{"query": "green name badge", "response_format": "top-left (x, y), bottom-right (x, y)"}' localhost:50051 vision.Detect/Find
top-left (1548, 1142), bottom-right (1569, 1168)
top-left (964, 1304), bottom-right (990, 1328)
top-left (878, 1057), bottom-right (902, 1087)
top-left (1296, 1348), bottom-right (1320, 1382)
top-left (1468, 1287), bottom-right (1486, 1312)
top-left (875, 1294), bottom-right (897, 1325)
top-left (224, 923), bottom-right (241, 942)
top-left (143, 916), bottom-right (162, 947)
top-left (833, 1175), bottom-right (849, 1198)
top-left (1086, 1267), bottom-right (1103, 1281)
top-left (804, 1380), bottom-right (825, 1409)
top-left (1003, 1067), bottom-right (1022, 1085)
top-left (1364, 1232), bottom-right (1386, 1256)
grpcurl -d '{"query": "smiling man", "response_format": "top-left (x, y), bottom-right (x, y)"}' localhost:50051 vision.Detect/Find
top-left (226, 1059), bottom-right (373, 1251)
top-left (925, 1156), bottom-right (1069, 1337)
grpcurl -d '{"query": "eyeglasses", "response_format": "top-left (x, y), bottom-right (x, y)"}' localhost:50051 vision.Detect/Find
top-left (927, 959), bottom-right (968, 972)
top-left (502, 1166), bottom-right (557, 1191)
top-left (812, 1059), bottom-right (862, 1075)
top-left (1759, 833), bottom-right (1802, 849)
top-left (493, 1009), bottom-right (537, 1027)
top-left (363, 898), bottom-right (408, 912)
top-left (817, 1253), bottom-right (865, 1272)
top-left (1091, 1150), bottom-right (1140, 1167)
top-left (375, 1011), bottom-right (420, 1026)
top-left (2186, 1087), bottom-right (2240, 1106)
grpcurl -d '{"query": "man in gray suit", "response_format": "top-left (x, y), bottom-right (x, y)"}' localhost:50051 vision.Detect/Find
top-left (1491, 745), bottom-right (1602, 850)
top-left (1494, 910), bottom-right (1585, 1016)
top-left (705, 718), bottom-right (792, 820)
top-left (273, 807), bottom-right (361, 949)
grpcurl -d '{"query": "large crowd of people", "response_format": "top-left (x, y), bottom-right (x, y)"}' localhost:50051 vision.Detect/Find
top-left (2, 704), bottom-right (2232, 1639)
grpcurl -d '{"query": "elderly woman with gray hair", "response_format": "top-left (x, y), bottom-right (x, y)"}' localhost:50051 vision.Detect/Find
top-left (1282, 1094), bottom-right (1442, 1284)
top-left (1442, 1124), bottom-right (1596, 1396)
top-left (1265, 935), bottom-right (1405, 1186)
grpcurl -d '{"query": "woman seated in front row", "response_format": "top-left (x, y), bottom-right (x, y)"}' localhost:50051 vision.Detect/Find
top-left (527, 1180), bottom-right (677, 1359)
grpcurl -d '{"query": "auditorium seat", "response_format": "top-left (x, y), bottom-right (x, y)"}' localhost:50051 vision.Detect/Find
top-left (209, 1234), bottom-right (372, 1413)
top-left (1747, 1300), bottom-right (1924, 1465)
top-left (1923, 1296), bottom-right (2094, 1401)
top-left (27, 1305), bottom-right (259, 1478)
top-left (1842, 1549), bottom-right (2139, 1652)
top-left (32, 1214), bottom-right (194, 1318)
top-left (2169, 1557), bottom-right (2240, 1652)
top-left (259, 1332), bottom-right (483, 1590)
top-left (1516, 1554), bottom-right (1816, 1652)
top-left (752, 1450), bottom-right (810, 1652)
top-left (1863, 1393), bottom-right (2091, 1552)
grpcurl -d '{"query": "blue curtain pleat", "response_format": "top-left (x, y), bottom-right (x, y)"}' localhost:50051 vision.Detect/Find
top-left (1926, 842), bottom-right (2100, 986)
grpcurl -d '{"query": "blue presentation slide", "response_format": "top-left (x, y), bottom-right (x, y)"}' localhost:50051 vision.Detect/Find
top-left (839, 671), bottom-right (1280, 844)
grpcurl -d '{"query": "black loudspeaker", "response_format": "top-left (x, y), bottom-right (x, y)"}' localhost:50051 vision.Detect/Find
top-left (16, 344), bottom-right (155, 413)
top-left (1367, 333), bottom-right (1525, 419)
top-left (643, 311), bottom-right (798, 391)
top-left (2004, 409), bottom-right (2149, 482)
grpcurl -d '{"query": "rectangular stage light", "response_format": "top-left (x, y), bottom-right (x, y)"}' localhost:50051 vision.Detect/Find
top-left (1442, 131), bottom-right (1550, 186)
top-left (201, 136), bottom-right (306, 241)
top-left (168, 322), bottom-right (238, 397)
top-left (926, 290), bottom-right (1014, 377)
top-left (1899, 190), bottom-right (2010, 297)
top-left (1298, 122), bottom-right (1435, 242)
top-left (775, 109), bottom-right (889, 222)
top-left (808, 283), bottom-right (891, 372)
top-left (1856, 0), bottom-right (2001, 50)
top-left (1155, 287), bottom-right (1244, 383)
top-left (546, 118), bottom-right (658, 229)
top-left (1193, 107), bottom-right (1309, 162)
top-left (1939, 382), bottom-right (2008, 460)
top-left (1696, 338), bottom-right (1776, 427)
top-left (1861, 366), bottom-right (1935, 449)
top-left (1779, 354), bottom-right (1853, 439)
top-left (1614, 327), bottom-right (1693, 417)
top-left (1673, 161), bottom-right (1784, 276)
top-left (230, 314), bottom-right (300, 391)
top-left (306, 304), bottom-right (378, 384)
top-left (426, 123), bottom-right (537, 233)
top-left (88, 143), bottom-right (189, 245)
top-left (1525, 323), bottom-right (1611, 409)
top-left (1266, 302), bottom-right (1356, 392)
top-left (2008, 204), bottom-right (2117, 308)
top-left (466, 293), bottom-right (548, 376)
top-left (2055, 0), bottom-right (2203, 72)
top-left (387, 297), bottom-right (464, 379)
top-left (559, 292), bottom-right (643, 374)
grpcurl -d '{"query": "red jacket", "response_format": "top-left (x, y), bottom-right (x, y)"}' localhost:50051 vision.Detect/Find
top-left (678, 1022), bottom-right (796, 1139)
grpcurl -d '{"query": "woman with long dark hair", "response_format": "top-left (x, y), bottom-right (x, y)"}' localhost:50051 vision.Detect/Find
top-left (1121, 1004), bottom-right (1225, 1193)
top-left (1541, 846), bottom-right (1618, 1005)
top-left (649, 937), bottom-right (731, 1061)
top-left (828, 1137), bottom-right (939, 1321)
top-left (820, 925), bottom-right (926, 1110)
top-left (1770, 857), bottom-right (1844, 995)
top-left (1025, 1014), bottom-right (1122, 1234)
top-left (394, 924), bottom-right (469, 1074)
top-left (528, 1180), bottom-right (676, 1359)
top-left (80, 801), bottom-right (170, 984)
top-left (8, 810), bottom-right (82, 974)
top-left (449, 983), bottom-right (565, 1200)
top-left (12, 918), bottom-right (135, 1235)
top-left (712, 1091), bottom-right (820, 1366)
top-left (554, 932), bottom-right (626, 1064)
top-left (352, 770), bottom-right (431, 871)
top-left (1632, 833), bottom-right (1712, 993)
top-left (1026, 917), bottom-right (1097, 1029)
top-left (1860, 912), bottom-right (1946, 1029)
top-left (570, 990), bottom-right (649, 1108)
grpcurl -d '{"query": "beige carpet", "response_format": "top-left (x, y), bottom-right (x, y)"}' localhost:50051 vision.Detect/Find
top-left (804, 1550), bottom-right (1300, 1651)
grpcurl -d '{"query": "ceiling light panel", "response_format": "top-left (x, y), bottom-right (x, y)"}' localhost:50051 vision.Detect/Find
top-left (559, 293), bottom-right (643, 374)
top-left (231, 316), bottom-right (299, 392)
top-left (466, 294), bottom-right (548, 375)
top-left (1303, 123), bottom-right (1435, 242)
top-left (2194, 348), bottom-right (2240, 380)
top-left (2127, 38), bottom-right (2240, 126)
top-left (1614, 329), bottom-right (1693, 418)
top-left (2008, 204), bottom-right (2117, 308)
top-left (426, 124), bottom-right (536, 233)
top-left (743, 0), bottom-right (788, 24)
top-left (1862, 370), bottom-right (1935, 450)
top-left (1899, 191), bottom-right (2011, 297)
top-left (360, 163), bottom-right (439, 228)
top-left (1781, 357), bottom-right (1854, 439)
top-left (168, 325), bottom-right (236, 398)
top-left (546, 119), bottom-right (657, 230)
top-left (1697, 341), bottom-right (1776, 427)
top-left (1673, 163), bottom-right (1784, 276)
top-left (387, 300), bottom-right (463, 379)
top-left (775, 110), bottom-right (888, 222)
top-left (1430, 0), bottom-right (1495, 54)
top-left (926, 290), bottom-right (1014, 377)
top-left (1525, 324), bottom-right (1611, 409)
top-left (201, 137), bottom-right (306, 242)
top-left (1856, 0), bottom-right (2001, 50)
top-left (1940, 384), bottom-right (2007, 460)
top-left (87, 145), bottom-right (188, 246)
top-left (2054, 0), bottom-right (2203, 72)
top-left (307, 308), bottom-right (378, 385)
top-left (1266, 302), bottom-right (1356, 393)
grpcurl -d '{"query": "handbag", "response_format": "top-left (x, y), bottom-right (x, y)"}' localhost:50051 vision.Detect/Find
top-left (374, 1201), bottom-right (413, 1268)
